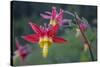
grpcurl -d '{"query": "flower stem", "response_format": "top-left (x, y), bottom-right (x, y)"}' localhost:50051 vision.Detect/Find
top-left (75, 16), bottom-right (95, 61)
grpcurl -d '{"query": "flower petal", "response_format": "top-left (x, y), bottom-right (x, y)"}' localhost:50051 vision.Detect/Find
top-left (52, 6), bottom-right (57, 19)
top-left (29, 22), bottom-right (43, 34)
top-left (62, 19), bottom-right (71, 23)
top-left (45, 11), bottom-right (52, 15)
top-left (53, 36), bottom-right (67, 43)
top-left (61, 19), bottom-right (72, 26)
top-left (48, 24), bottom-right (59, 36)
top-left (56, 9), bottom-right (64, 22)
top-left (40, 14), bottom-right (51, 19)
top-left (22, 34), bottom-right (39, 43)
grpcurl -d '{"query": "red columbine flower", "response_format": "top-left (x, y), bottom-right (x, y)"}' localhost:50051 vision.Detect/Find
top-left (40, 6), bottom-right (71, 26)
top-left (14, 38), bottom-right (31, 61)
top-left (22, 22), bottom-right (67, 58)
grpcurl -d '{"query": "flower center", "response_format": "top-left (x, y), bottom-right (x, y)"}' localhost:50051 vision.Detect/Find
top-left (39, 36), bottom-right (52, 48)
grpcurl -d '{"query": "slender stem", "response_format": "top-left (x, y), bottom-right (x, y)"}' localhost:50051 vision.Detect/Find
top-left (75, 17), bottom-right (94, 61)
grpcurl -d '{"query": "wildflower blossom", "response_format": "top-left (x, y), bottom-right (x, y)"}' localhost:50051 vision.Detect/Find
top-left (40, 7), bottom-right (71, 26)
top-left (22, 22), bottom-right (67, 58)
top-left (14, 38), bottom-right (31, 61)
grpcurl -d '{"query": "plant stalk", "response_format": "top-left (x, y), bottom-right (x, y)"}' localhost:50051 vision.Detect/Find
top-left (75, 17), bottom-right (94, 61)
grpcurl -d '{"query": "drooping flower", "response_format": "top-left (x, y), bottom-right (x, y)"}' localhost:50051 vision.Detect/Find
top-left (75, 13), bottom-right (89, 37)
top-left (40, 6), bottom-right (71, 26)
top-left (22, 22), bottom-right (67, 58)
top-left (79, 22), bottom-right (88, 32)
top-left (75, 13), bottom-right (89, 52)
top-left (75, 12), bottom-right (88, 32)
top-left (14, 38), bottom-right (31, 61)
top-left (76, 22), bottom-right (88, 38)
top-left (76, 21), bottom-right (88, 38)
top-left (76, 23), bottom-right (88, 51)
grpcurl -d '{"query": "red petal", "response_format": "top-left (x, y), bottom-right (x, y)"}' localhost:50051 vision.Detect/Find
top-left (48, 24), bottom-right (59, 36)
top-left (22, 34), bottom-right (39, 43)
top-left (53, 36), bottom-right (67, 43)
top-left (52, 6), bottom-right (57, 19)
top-left (56, 9), bottom-right (64, 23)
top-left (29, 22), bottom-right (43, 34)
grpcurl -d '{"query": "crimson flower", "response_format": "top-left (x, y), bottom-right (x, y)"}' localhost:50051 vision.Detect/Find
top-left (22, 22), bottom-right (67, 58)
top-left (40, 6), bottom-right (71, 26)
top-left (14, 38), bottom-right (31, 61)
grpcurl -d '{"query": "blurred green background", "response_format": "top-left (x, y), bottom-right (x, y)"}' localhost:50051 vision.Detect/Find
top-left (11, 1), bottom-right (97, 66)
